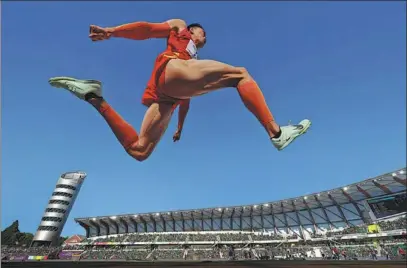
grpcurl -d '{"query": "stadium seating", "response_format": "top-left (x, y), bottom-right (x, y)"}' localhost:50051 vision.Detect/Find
top-left (2, 216), bottom-right (406, 261)
top-left (2, 210), bottom-right (406, 261)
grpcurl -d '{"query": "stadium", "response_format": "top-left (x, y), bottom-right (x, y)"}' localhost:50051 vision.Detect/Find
top-left (75, 168), bottom-right (406, 238)
top-left (3, 168), bottom-right (405, 268)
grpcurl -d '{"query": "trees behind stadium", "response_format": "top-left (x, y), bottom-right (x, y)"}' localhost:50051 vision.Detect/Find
top-left (1, 220), bottom-right (67, 247)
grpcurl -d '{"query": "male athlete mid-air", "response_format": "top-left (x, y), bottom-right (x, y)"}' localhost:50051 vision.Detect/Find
top-left (49, 19), bottom-right (311, 161)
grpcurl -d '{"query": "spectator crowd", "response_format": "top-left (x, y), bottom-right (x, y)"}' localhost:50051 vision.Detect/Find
top-left (2, 216), bottom-right (406, 262)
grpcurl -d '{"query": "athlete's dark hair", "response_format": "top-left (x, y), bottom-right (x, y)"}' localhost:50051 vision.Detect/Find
top-left (187, 23), bottom-right (206, 45)
top-left (187, 23), bottom-right (204, 31)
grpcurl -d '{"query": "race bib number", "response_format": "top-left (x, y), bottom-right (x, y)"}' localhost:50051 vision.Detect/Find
top-left (186, 40), bottom-right (198, 59)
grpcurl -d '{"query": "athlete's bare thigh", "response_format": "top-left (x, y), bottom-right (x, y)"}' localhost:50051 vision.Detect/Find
top-left (163, 59), bottom-right (248, 99)
top-left (131, 102), bottom-right (174, 160)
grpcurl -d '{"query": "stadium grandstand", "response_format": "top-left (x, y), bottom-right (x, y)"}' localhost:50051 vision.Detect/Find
top-left (75, 169), bottom-right (406, 237)
top-left (70, 168), bottom-right (406, 261)
top-left (2, 168), bottom-right (406, 262)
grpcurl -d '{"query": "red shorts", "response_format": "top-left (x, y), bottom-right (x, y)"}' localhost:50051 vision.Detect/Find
top-left (141, 52), bottom-right (184, 107)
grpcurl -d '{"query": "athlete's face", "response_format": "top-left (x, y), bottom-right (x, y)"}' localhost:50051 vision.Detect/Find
top-left (190, 27), bottom-right (206, 49)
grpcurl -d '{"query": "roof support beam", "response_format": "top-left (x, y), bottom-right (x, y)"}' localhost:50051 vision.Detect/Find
top-left (90, 220), bottom-right (101, 237)
top-left (270, 204), bottom-right (278, 235)
top-left (120, 218), bottom-right (129, 234)
top-left (356, 186), bottom-right (372, 198)
top-left (201, 211), bottom-right (205, 231)
top-left (230, 208), bottom-right (235, 230)
top-left (160, 215), bottom-right (166, 232)
top-left (180, 212), bottom-right (185, 232)
top-left (314, 196), bottom-right (335, 230)
top-left (260, 206), bottom-right (265, 230)
top-left (239, 208), bottom-right (243, 231)
top-left (210, 210), bottom-right (214, 231)
top-left (149, 215), bottom-right (157, 232)
top-left (327, 194), bottom-right (350, 227)
top-left (341, 190), bottom-right (367, 224)
top-left (191, 212), bottom-right (195, 231)
top-left (129, 218), bottom-right (138, 233)
top-left (220, 210), bottom-right (224, 230)
top-left (372, 180), bottom-right (392, 194)
top-left (291, 200), bottom-right (305, 239)
top-left (302, 199), bottom-right (320, 233)
top-left (78, 221), bottom-right (90, 238)
top-left (170, 213), bottom-right (176, 232)
top-left (392, 176), bottom-right (407, 187)
top-left (281, 202), bottom-right (292, 235)
top-left (108, 218), bottom-right (119, 234)
top-left (249, 207), bottom-right (254, 231)
top-left (139, 216), bottom-right (147, 232)
top-left (99, 219), bottom-right (110, 236)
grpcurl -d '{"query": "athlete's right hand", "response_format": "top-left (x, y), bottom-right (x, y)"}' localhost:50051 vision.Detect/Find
top-left (89, 25), bottom-right (114, 41)
top-left (173, 130), bottom-right (182, 142)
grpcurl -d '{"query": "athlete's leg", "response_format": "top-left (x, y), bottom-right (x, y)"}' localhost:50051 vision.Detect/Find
top-left (163, 60), bottom-right (311, 150)
top-left (164, 59), bottom-right (280, 138)
top-left (85, 96), bottom-right (138, 150)
top-left (49, 77), bottom-right (173, 161)
top-left (86, 97), bottom-right (173, 162)
top-left (127, 102), bottom-right (174, 161)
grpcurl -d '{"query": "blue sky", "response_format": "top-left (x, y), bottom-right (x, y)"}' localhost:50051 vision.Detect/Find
top-left (1, 2), bottom-right (406, 236)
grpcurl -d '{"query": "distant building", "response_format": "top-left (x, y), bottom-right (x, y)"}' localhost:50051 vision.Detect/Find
top-left (64, 234), bottom-right (85, 245)
top-left (31, 171), bottom-right (86, 247)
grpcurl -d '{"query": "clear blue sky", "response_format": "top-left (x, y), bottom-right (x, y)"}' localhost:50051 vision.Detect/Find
top-left (1, 2), bottom-right (406, 236)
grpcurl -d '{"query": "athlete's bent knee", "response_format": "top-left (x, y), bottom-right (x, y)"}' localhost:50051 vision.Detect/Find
top-left (238, 67), bottom-right (252, 79)
top-left (126, 142), bottom-right (153, 162)
top-left (236, 67), bottom-right (248, 75)
top-left (130, 151), bottom-right (150, 162)
top-left (234, 67), bottom-right (253, 87)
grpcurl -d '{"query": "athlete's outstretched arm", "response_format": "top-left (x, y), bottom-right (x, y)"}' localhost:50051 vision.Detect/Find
top-left (177, 99), bottom-right (190, 131)
top-left (111, 19), bottom-right (187, 40)
top-left (173, 99), bottom-right (190, 142)
top-left (89, 19), bottom-right (187, 41)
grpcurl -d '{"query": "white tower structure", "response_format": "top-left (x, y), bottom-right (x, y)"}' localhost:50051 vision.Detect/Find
top-left (31, 171), bottom-right (86, 247)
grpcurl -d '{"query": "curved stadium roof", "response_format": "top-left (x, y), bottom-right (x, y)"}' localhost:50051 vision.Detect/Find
top-left (75, 168), bottom-right (406, 237)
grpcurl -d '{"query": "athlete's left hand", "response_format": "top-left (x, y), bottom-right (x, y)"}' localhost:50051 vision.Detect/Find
top-left (173, 130), bottom-right (182, 142)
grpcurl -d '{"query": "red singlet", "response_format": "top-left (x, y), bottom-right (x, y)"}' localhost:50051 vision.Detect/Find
top-left (141, 28), bottom-right (198, 107)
